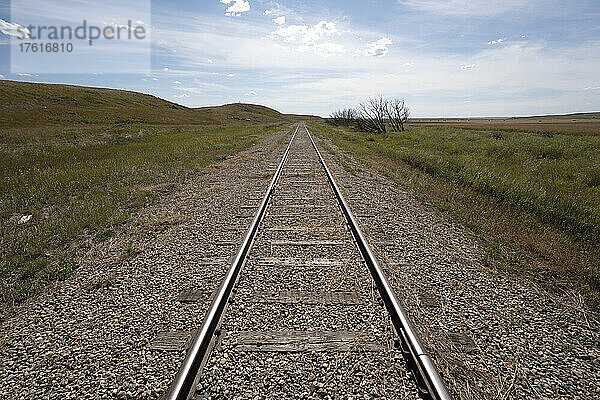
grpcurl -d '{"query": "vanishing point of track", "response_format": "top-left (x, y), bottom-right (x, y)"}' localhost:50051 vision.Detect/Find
top-left (166, 123), bottom-right (451, 400)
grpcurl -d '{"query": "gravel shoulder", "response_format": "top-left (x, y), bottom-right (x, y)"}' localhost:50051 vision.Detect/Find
top-left (313, 131), bottom-right (600, 400)
top-left (0, 125), bottom-right (293, 400)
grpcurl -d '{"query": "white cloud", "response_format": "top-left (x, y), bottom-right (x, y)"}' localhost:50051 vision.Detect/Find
top-left (207, 58), bottom-right (214, 64)
top-left (17, 73), bottom-right (32, 76)
top-left (488, 38), bottom-right (504, 45)
top-left (0, 74), bottom-right (4, 79)
top-left (303, 21), bottom-right (338, 44)
top-left (521, 34), bottom-right (527, 38)
top-left (220, 0), bottom-right (250, 17)
top-left (263, 3), bottom-right (288, 17)
top-left (401, 0), bottom-right (528, 16)
top-left (270, 20), bottom-right (344, 57)
top-left (404, 62), bottom-right (415, 67)
top-left (269, 21), bottom-right (346, 57)
top-left (164, 67), bottom-right (169, 71)
top-left (0, 19), bottom-right (30, 39)
top-left (273, 21), bottom-right (338, 44)
top-left (173, 93), bottom-right (189, 98)
top-left (246, 90), bottom-right (258, 96)
top-left (187, 80), bottom-right (231, 91)
top-left (460, 64), bottom-right (476, 70)
top-left (152, 77), bottom-right (158, 81)
top-left (205, 72), bottom-right (235, 77)
top-left (173, 80), bottom-right (182, 84)
top-left (273, 16), bottom-right (286, 25)
top-left (304, 42), bottom-right (345, 57)
top-left (365, 37), bottom-right (393, 57)
top-left (272, 24), bottom-right (308, 42)
top-left (584, 86), bottom-right (600, 91)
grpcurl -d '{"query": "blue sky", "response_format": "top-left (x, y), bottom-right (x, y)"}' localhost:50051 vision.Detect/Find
top-left (1, 0), bottom-right (600, 117)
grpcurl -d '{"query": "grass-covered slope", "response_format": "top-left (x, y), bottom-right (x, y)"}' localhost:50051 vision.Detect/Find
top-left (0, 80), bottom-right (291, 307)
top-left (0, 80), bottom-right (285, 136)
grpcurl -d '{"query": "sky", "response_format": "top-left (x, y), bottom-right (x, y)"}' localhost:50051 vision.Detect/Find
top-left (1, 0), bottom-right (600, 117)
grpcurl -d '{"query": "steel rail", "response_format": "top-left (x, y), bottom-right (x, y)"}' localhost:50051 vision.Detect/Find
top-left (165, 124), bottom-right (300, 400)
top-left (304, 123), bottom-right (452, 400)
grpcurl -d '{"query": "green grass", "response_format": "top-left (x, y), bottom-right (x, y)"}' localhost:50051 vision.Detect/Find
top-left (312, 122), bottom-right (600, 307)
top-left (0, 80), bottom-right (284, 131)
top-left (0, 80), bottom-right (291, 307)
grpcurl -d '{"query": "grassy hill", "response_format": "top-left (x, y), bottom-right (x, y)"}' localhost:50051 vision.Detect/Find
top-left (202, 103), bottom-right (285, 121)
top-left (0, 80), bottom-right (292, 308)
top-left (0, 80), bottom-right (285, 124)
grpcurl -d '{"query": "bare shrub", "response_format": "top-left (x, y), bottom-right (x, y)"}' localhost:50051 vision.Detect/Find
top-left (329, 96), bottom-right (410, 133)
top-left (329, 108), bottom-right (357, 127)
top-left (385, 98), bottom-right (410, 132)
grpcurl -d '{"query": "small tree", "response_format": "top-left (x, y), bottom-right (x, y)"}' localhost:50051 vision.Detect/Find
top-left (355, 96), bottom-right (387, 134)
top-left (328, 108), bottom-right (357, 127)
top-left (385, 98), bottom-right (410, 132)
top-left (329, 96), bottom-right (410, 134)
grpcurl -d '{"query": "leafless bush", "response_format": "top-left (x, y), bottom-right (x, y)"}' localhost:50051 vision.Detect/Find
top-left (355, 96), bottom-right (388, 134)
top-left (385, 98), bottom-right (410, 132)
top-left (329, 108), bottom-right (357, 127)
top-left (328, 96), bottom-right (410, 133)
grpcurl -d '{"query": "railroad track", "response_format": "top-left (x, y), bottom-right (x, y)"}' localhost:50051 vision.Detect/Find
top-left (166, 123), bottom-right (451, 400)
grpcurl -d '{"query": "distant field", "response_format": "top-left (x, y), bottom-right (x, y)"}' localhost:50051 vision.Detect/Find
top-left (412, 112), bottom-right (600, 135)
top-left (312, 121), bottom-right (600, 308)
top-left (0, 81), bottom-right (291, 307)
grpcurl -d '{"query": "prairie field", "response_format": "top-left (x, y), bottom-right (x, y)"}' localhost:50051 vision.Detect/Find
top-left (411, 112), bottom-right (600, 135)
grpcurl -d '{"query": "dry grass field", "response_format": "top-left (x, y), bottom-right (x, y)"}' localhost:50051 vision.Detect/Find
top-left (412, 112), bottom-right (600, 135)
